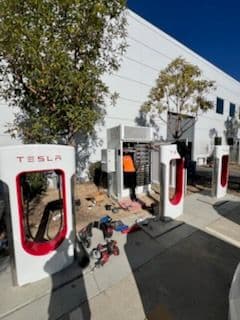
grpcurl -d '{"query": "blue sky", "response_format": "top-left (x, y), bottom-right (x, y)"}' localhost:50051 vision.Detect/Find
top-left (127, 0), bottom-right (240, 81)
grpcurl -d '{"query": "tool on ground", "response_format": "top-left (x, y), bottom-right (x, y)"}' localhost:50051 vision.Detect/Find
top-left (111, 220), bottom-right (128, 232)
top-left (78, 223), bottom-right (93, 248)
top-left (90, 240), bottom-right (119, 267)
top-left (76, 216), bottom-right (127, 268)
top-left (111, 207), bottom-right (119, 214)
top-left (105, 205), bottom-right (121, 214)
top-left (105, 204), bottom-right (112, 210)
top-left (121, 224), bottom-right (141, 234)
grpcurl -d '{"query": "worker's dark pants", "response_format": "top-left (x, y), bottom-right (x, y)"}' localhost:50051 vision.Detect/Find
top-left (124, 172), bottom-right (137, 201)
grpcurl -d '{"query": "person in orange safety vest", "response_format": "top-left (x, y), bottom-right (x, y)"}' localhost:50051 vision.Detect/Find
top-left (123, 151), bottom-right (137, 201)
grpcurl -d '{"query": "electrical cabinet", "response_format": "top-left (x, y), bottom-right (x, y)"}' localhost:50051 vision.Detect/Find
top-left (106, 125), bottom-right (153, 199)
top-left (134, 144), bottom-right (151, 186)
top-left (101, 149), bottom-right (115, 173)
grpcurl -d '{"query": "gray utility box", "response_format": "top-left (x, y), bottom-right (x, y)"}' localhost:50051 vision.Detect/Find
top-left (106, 125), bottom-right (153, 200)
top-left (101, 149), bottom-right (115, 173)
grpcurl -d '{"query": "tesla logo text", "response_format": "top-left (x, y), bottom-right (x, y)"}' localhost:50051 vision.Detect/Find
top-left (16, 155), bottom-right (62, 163)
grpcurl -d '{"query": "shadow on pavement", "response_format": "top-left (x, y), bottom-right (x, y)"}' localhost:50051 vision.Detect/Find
top-left (44, 232), bottom-right (91, 320)
top-left (124, 222), bottom-right (240, 320)
top-left (213, 200), bottom-right (240, 225)
top-left (8, 199), bottom-right (240, 320)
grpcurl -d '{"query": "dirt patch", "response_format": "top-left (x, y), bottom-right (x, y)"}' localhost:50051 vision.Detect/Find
top-left (229, 163), bottom-right (240, 171)
top-left (74, 182), bottom-right (154, 230)
top-left (3, 180), bottom-right (154, 243)
top-left (186, 161), bottom-right (240, 197)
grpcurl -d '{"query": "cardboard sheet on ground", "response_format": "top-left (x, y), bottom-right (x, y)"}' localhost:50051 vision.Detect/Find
top-left (118, 199), bottom-right (142, 212)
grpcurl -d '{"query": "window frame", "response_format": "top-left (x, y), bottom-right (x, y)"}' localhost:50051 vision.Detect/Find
top-left (229, 102), bottom-right (236, 117)
top-left (216, 97), bottom-right (224, 114)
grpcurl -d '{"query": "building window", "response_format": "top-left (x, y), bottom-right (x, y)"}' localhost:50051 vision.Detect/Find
top-left (229, 103), bottom-right (236, 117)
top-left (216, 97), bottom-right (224, 114)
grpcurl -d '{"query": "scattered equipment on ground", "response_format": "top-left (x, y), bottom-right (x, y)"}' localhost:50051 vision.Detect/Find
top-left (77, 216), bottom-right (128, 247)
top-left (76, 216), bottom-right (127, 267)
top-left (91, 240), bottom-right (120, 267)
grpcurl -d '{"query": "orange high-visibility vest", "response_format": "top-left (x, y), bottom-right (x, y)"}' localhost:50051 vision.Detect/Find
top-left (123, 155), bottom-right (136, 173)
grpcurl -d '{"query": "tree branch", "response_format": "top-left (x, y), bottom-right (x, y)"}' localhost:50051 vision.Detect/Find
top-left (180, 117), bottom-right (198, 136)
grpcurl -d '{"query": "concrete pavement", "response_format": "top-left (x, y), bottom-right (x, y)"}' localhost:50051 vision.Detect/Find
top-left (1, 192), bottom-right (240, 320)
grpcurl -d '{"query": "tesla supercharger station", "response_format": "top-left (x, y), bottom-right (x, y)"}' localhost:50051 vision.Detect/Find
top-left (212, 145), bottom-right (229, 198)
top-left (0, 144), bottom-right (75, 286)
top-left (159, 144), bottom-right (185, 219)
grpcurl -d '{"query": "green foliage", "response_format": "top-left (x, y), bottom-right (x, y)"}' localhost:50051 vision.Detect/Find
top-left (88, 161), bottom-right (101, 181)
top-left (225, 116), bottom-right (240, 140)
top-left (0, 0), bottom-right (127, 144)
top-left (141, 57), bottom-right (215, 140)
top-left (88, 161), bottom-right (107, 187)
top-left (22, 172), bottom-right (48, 200)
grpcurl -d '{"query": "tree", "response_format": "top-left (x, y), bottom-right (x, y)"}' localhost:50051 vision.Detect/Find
top-left (140, 57), bottom-right (215, 140)
top-left (224, 116), bottom-right (240, 142)
top-left (0, 0), bottom-right (127, 145)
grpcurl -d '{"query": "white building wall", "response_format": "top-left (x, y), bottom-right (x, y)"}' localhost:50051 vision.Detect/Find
top-left (98, 10), bottom-right (240, 164)
top-left (0, 9), bottom-right (240, 166)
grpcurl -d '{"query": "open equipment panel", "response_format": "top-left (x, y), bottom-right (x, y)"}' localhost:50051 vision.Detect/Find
top-left (105, 125), bottom-right (153, 200)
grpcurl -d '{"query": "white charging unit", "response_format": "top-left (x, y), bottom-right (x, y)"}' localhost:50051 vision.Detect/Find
top-left (159, 144), bottom-right (185, 219)
top-left (212, 145), bottom-right (229, 198)
top-left (0, 144), bottom-right (75, 286)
